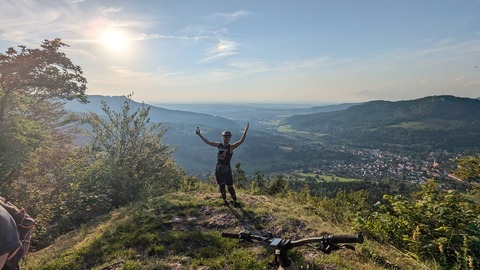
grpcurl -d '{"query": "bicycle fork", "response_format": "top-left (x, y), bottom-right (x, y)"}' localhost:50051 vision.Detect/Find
top-left (275, 248), bottom-right (297, 270)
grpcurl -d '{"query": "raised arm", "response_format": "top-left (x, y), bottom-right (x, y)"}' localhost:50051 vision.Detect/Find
top-left (231, 122), bottom-right (249, 151)
top-left (196, 127), bottom-right (219, 147)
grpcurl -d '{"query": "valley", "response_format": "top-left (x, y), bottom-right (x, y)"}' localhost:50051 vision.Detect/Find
top-left (66, 95), bottom-right (479, 187)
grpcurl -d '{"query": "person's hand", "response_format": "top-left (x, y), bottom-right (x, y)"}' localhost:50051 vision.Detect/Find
top-left (195, 126), bottom-right (201, 135)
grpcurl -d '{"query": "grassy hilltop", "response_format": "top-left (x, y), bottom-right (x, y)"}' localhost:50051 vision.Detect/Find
top-left (23, 189), bottom-right (431, 270)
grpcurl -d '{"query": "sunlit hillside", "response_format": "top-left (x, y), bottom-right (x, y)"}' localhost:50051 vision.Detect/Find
top-left (22, 190), bottom-right (433, 270)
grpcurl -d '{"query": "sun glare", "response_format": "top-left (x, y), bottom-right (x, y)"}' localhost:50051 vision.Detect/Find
top-left (217, 41), bottom-right (229, 52)
top-left (101, 29), bottom-right (128, 52)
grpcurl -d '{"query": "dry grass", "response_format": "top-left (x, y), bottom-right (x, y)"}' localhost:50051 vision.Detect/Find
top-left (23, 191), bottom-right (430, 270)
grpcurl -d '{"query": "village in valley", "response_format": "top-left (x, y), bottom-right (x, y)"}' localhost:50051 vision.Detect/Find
top-left (292, 143), bottom-right (460, 184)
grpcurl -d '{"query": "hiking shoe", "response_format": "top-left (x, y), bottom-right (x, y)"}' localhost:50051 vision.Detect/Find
top-left (223, 200), bottom-right (229, 206)
top-left (233, 201), bottom-right (239, 208)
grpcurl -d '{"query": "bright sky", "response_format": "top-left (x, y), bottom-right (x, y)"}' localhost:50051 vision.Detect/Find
top-left (1, 0), bottom-right (479, 104)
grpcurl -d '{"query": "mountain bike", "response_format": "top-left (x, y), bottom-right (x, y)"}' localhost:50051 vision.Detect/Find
top-left (222, 230), bottom-right (364, 270)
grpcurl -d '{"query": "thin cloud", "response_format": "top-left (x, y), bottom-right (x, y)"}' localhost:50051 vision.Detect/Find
top-left (203, 69), bottom-right (235, 81)
top-left (228, 59), bottom-right (270, 73)
top-left (213, 10), bottom-right (250, 21)
top-left (94, 65), bottom-right (215, 87)
top-left (202, 40), bottom-right (238, 62)
top-left (204, 10), bottom-right (251, 27)
top-left (109, 66), bottom-right (152, 78)
top-left (179, 24), bottom-right (227, 42)
top-left (388, 38), bottom-right (480, 60)
top-left (0, 1), bottom-right (159, 46)
top-left (133, 33), bottom-right (209, 42)
top-left (107, 18), bottom-right (153, 29)
top-left (0, 2), bottom-right (85, 44)
top-left (101, 6), bottom-right (123, 14)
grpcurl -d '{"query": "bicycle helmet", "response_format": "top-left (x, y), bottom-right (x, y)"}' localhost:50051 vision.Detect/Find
top-left (222, 130), bottom-right (232, 137)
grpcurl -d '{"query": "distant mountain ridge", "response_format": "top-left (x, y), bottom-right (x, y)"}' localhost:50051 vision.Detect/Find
top-left (306, 102), bottom-right (363, 113)
top-left (65, 95), bottom-right (238, 129)
top-left (64, 94), bottom-right (480, 172)
top-left (283, 95), bottom-right (480, 151)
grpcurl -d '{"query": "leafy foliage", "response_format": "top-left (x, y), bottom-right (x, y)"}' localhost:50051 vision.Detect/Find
top-left (266, 174), bottom-right (288, 195)
top-left (81, 95), bottom-right (182, 207)
top-left (0, 39), bottom-right (87, 187)
top-left (4, 90), bottom-right (181, 249)
top-left (358, 180), bottom-right (480, 269)
top-left (454, 156), bottom-right (480, 183)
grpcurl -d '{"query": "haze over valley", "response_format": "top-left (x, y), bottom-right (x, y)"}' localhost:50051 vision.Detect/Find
top-left (66, 94), bottom-right (480, 186)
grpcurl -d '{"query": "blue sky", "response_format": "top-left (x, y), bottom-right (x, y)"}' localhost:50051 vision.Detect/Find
top-left (1, 0), bottom-right (479, 104)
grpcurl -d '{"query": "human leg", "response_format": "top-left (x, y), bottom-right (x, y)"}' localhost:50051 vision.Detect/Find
top-left (227, 185), bottom-right (239, 207)
top-left (225, 173), bottom-right (237, 206)
top-left (219, 184), bottom-right (227, 202)
top-left (216, 171), bottom-right (228, 204)
top-left (227, 185), bottom-right (237, 201)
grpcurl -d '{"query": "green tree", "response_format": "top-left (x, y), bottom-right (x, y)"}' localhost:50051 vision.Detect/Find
top-left (0, 39), bottom-right (87, 187)
top-left (250, 171), bottom-right (266, 195)
top-left (233, 162), bottom-right (247, 189)
top-left (7, 140), bottom-right (112, 248)
top-left (454, 156), bottom-right (480, 183)
top-left (82, 95), bottom-right (181, 206)
top-left (267, 174), bottom-right (287, 195)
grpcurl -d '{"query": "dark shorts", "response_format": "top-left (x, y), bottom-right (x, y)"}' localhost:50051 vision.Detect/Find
top-left (215, 164), bottom-right (233, 186)
top-left (0, 205), bottom-right (21, 255)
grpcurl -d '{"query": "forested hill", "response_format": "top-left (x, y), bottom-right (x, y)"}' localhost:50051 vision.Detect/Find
top-left (283, 95), bottom-right (480, 152)
top-left (65, 95), bottom-right (238, 129)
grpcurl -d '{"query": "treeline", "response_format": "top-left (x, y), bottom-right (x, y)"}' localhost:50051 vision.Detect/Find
top-left (284, 96), bottom-right (480, 153)
top-left (4, 95), bottom-right (184, 249)
top-left (0, 40), bottom-right (183, 248)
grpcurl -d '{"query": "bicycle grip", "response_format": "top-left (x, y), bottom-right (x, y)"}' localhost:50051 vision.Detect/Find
top-left (222, 232), bottom-right (240, 239)
top-left (327, 234), bottom-right (364, 243)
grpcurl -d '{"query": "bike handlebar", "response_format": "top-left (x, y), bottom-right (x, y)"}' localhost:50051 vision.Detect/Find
top-left (221, 232), bottom-right (242, 239)
top-left (289, 234), bottom-right (363, 247)
top-left (221, 231), bottom-right (271, 243)
top-left (321, 234), bottom-right (364, 244)
top-left (222, 230), bottom-right (364, 268)
top-left (221, 231), bottom-right (364, 249)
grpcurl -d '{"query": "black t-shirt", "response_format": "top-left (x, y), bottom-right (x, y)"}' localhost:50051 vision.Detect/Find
top-left (217, 144), bottom-right (232, 166)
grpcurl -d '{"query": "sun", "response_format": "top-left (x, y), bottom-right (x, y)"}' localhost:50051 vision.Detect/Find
top-left (101, 29), bottom-right (128, 52)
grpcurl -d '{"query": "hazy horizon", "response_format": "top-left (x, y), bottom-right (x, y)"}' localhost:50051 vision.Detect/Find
top-left (2, 0), bottom-right (479, 104)
top-left (89, 93), bottom-right (479, 108)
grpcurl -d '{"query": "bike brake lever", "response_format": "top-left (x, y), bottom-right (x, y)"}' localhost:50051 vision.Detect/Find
top-left (316, 243), bottom-right (356, 254)
top-left (316, 243), bottom-right (339, 254)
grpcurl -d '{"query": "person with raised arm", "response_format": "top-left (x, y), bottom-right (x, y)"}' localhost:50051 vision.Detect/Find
top-left (196, 123), bottom-right (249, 207)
